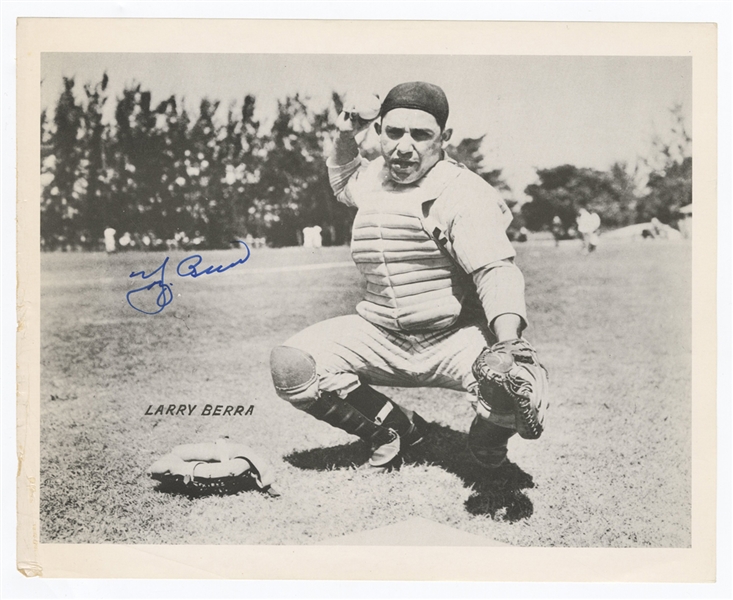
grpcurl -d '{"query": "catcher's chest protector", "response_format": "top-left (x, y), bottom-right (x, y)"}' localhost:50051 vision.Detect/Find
top-left (350, 192), bottom-right (467, 332)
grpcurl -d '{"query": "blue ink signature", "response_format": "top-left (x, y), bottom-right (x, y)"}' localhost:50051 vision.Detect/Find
top-left (126, 256), bottom-right (174, 315)
top-left (126, 240), bottom-right (251, 314)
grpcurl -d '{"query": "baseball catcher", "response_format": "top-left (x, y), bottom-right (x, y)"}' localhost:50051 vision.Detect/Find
top-left (147, 438), bottom-right (279, 497)
top-left (270, 82), bottom-right (549, 470)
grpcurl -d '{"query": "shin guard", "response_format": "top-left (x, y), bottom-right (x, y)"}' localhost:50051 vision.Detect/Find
top-left (270, 346), bottom-right (422, 467)
top-left (304, 392), bottom-right (397, 450)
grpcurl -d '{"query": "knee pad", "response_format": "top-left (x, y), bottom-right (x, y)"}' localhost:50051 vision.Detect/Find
top-left (270, 345), bottom-right (320, 407)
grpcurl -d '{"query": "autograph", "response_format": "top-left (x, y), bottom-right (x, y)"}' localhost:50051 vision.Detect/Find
top-left (126, 240), bottom-right (251, 315)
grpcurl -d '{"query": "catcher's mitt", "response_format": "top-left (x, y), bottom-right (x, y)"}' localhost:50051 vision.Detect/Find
top-left (147, 438), bottom-right (279, 497)
top-left (472, 339), bottom-right (549, 440)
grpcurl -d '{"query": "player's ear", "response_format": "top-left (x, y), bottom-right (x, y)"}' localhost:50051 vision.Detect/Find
top-left (441, 128), bottom-right (453, 143)
top-left (374, 121), bottom-right (382, 135)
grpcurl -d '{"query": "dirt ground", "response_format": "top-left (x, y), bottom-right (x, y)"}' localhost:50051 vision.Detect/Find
top-left (39, 238), bottom-right (691, 546)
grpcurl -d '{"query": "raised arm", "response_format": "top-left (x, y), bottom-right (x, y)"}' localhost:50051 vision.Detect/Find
top-left (327, 95), bottom-right (380, 202)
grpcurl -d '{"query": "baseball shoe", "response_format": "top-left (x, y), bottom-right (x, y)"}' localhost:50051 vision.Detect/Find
top-left (467, 415), bottom-right (515, 469)
top-left (369, 408), bottom-right (425, 468)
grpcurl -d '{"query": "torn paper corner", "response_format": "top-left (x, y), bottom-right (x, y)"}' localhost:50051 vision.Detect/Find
top-left (17, 561), bottom-right (43, 578)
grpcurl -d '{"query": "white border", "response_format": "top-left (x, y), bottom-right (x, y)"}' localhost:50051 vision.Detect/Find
top-left (2, 2), bottom-right (731, 599)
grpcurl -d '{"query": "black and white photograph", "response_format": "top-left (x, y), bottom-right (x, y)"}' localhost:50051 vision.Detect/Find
top-left (14, 17), bottom-right (719, 582)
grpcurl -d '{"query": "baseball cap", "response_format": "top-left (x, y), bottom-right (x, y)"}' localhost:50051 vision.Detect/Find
top-left (379, 82), bottom-right (450, 130)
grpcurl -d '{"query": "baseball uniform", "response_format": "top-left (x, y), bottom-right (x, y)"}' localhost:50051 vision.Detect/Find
top-left (270, 82), bottom-right (542, 469)
top-left (280, 153), bottom-right (526, 427)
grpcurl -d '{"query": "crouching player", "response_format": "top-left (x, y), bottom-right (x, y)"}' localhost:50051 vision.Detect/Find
top-left (270, 82), bottom-right (548, 470)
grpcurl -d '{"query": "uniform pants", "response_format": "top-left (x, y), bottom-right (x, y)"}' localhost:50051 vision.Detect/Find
top-left (283, 314), bottom-right (516, 428)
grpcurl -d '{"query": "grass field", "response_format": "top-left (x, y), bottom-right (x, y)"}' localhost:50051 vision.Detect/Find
top-left (39, 238), bottom-right (691, 547)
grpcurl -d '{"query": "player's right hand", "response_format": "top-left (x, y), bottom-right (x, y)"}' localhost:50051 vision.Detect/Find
top-left (337, 93), bottom-right (381, 137)
top-left (335, 111), bottom-right (370, 137)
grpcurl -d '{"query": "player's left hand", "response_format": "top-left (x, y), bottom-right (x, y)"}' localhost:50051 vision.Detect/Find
top-left (472, 339), bottom-right (549, 440)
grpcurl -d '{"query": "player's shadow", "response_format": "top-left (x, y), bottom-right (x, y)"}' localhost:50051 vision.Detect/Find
top-left (285, 419), bottom-right (535, 522)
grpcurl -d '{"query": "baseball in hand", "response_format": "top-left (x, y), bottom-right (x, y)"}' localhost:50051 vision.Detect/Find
top-left (348, 93), bottom-right (381, 121)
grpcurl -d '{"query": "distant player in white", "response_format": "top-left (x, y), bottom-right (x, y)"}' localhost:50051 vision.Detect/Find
top-left (577, 208), bottom-right (601, 253)
top-left (311, 225), bottom-right (322, 248)
top-left (103, 227), bottom-right (117, 253)
top-left (302, 225), bottom-right (323, 248)
top-left (271, 82), bottom-right (539, 469)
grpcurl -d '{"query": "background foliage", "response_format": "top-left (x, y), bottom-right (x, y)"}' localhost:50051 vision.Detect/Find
top-left (40, 77), bottom-right (692, 250)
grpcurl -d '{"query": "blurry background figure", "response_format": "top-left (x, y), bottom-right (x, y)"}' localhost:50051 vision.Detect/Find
top-left (174, 231), bottom-right (189, 249)
top-left (118, 232), bottom-right (132, 250)
top-left (577, 208), bottom-right (601, 253)
top-left (677, 204), bottom-right (692, 239)
top-left (516, 227), bottom-right (529, 243)
top-left (642, 217), bottom-right (666, 240)
top-left (302, 225), bottom-right (323, 249)
top-left (551, 216), bottom-right (564, 247)
top-left (103, 227), bottom-right (116, 254)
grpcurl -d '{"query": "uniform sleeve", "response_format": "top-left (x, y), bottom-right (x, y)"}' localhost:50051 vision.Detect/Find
top-left (447, 176), bottom-right (517, 274)
top-left (326, 155), bottom-right (363, 208)
top-left (472, 259), bottom-right (528, 332)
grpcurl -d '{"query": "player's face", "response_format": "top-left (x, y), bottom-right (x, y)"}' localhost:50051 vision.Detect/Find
top-left (377, 109), bottom-right (450, 184)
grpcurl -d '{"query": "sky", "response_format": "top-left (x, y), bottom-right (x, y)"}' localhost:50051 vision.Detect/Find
top-left (41, 53), bottom-right (691, 201)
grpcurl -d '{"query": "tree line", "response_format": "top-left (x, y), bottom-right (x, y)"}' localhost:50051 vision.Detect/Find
top-left (41, 76), bottom-right (354, 250)
top-left (40, 75), bottom-right (691, 251)
top-left (519, 107), bottom-right (691, 237)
